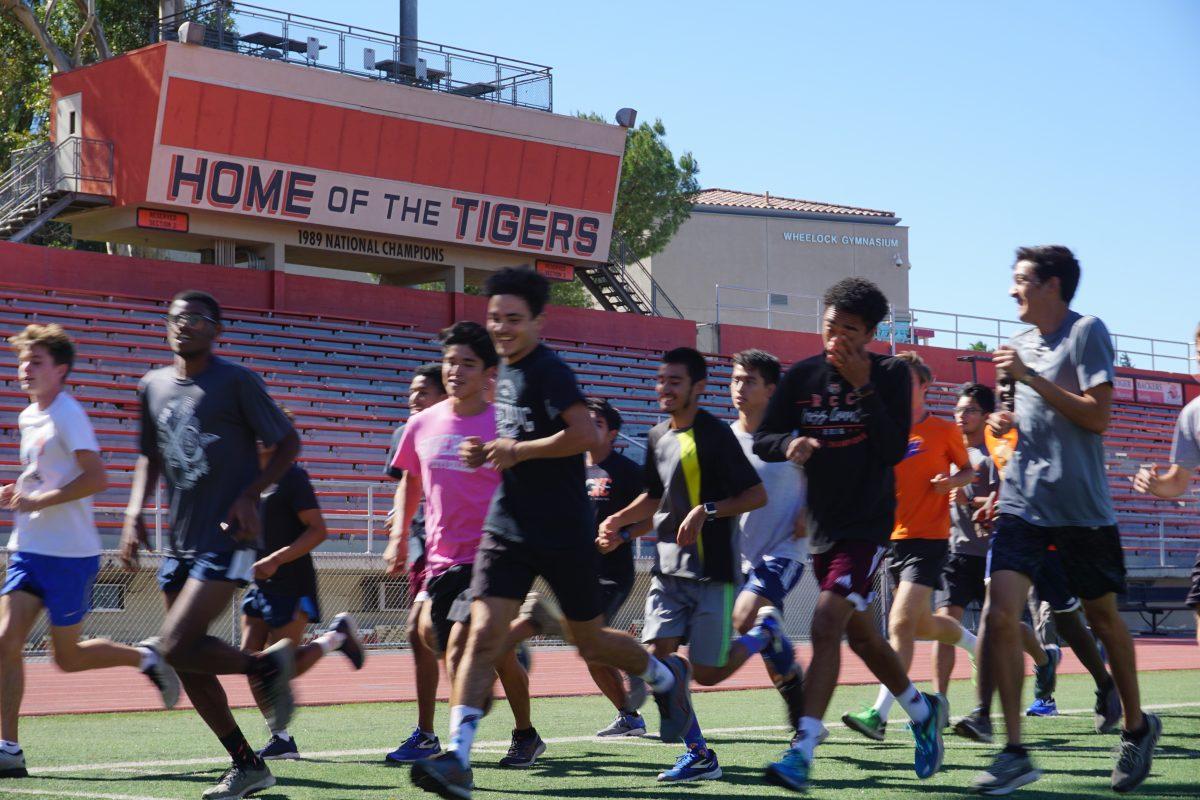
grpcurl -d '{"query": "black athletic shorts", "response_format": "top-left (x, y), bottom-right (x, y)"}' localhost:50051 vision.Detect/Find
top-left (470, 531), bottom-right (602, 622)
top-left (599, 576), bottom-right (635, 626)
top-left (1032, 547), bottom-right (1081, 613)
top-left (939, 552), bottom-right (987, 609)
top-left (1187, 552), bottom-right (1200, 609)
top-left (426, 564), bottom-right (474, 653)
top-left (989, 513), bottom-right (1126, 601)
top-left (887, 538), bottom-right (949, 590)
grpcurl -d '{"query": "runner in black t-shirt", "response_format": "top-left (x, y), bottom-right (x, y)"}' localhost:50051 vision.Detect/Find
top-left (753, 278), bottom-right (944, 793)
top-left (383, 364), bottom-right (451, 764)
top-left (411, 268), bottom-right (696, 800)
top-left (240, 428), bottom-right (365, 761)
top-left (120, 290), bottom-right (301, 799)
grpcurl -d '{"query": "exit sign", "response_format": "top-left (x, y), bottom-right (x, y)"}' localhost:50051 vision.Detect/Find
top-left (535, 260), bottom-right (575, 282)
top-left (136, 207), bottom-right (189, 233)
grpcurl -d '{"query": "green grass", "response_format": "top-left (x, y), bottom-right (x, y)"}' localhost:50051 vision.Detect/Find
top-left (7, 670), bottom-right (1199, 799)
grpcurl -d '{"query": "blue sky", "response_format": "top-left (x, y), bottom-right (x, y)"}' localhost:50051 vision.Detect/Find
top-left (286, 0), bottom-right (1199, 362)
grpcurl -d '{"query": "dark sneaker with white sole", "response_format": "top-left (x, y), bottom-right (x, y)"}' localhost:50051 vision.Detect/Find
top-left (251, 639), bottom-right (295, 733)
top-left (257, 734), bottom-right (299, 760)
top-left (412, 751), bottom-right (473, 799)
top-left (1095, 680), bottom-right (1122, 734)
top-left (497, 728), bottom-right (546, 768)
top-left (953, 708), bottom-right (994, 744)
top-left (1112, 711), bottom-right (1161, 793)
top-left (0, 747), bottom-right (27, 778)
top-left (972, 749), bottom-right (1041, 795)
top-left (201, 763), bottom-right (276, 799)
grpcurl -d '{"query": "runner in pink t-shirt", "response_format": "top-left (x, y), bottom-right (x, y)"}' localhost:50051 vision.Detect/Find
top-left (383, 321), bottom-right (538, 766)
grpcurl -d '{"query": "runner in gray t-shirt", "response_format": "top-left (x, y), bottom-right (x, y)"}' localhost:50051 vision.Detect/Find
top-left (974, 246), bottom-right (1159, 795)
top-left (1134, 323), bottom-right (1200, 646)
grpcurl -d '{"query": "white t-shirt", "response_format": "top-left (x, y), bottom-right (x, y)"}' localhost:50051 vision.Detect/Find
top-left (732, 421), bottom-right (808, 572)
top-left (8, 392), bottom-right (102, 557)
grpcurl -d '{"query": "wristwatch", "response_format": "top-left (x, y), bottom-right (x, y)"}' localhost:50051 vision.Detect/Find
top-left (703, 501), bottom-right (718, 520)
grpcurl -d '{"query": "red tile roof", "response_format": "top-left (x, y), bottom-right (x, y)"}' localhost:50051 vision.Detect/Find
top-left (692, 188), bottom-right (894, 218)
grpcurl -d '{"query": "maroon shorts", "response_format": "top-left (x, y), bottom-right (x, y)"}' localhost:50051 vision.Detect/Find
top-left (811, 539), bottom-right (888, 611)
top-left (409, 555), bottom-right (429, 604)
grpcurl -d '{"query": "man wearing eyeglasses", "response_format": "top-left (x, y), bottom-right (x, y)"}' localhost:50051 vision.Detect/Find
top-left (120, 290), bottom-right (302, 800)
top-left (974, 247), bottom-right (1159, 795)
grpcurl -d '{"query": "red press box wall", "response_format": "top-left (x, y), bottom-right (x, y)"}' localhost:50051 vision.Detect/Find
top-left (0, 242), bottom-right (695, 352)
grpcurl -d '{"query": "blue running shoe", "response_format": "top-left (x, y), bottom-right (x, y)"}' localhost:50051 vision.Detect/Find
top-left (754, 607), bottom-right (796, 678)
top-left (765, 747), bottom-right (811, 793)
top-left (907, 692), bottom-right (945, 779)
top-left (1026, 697), bottom-right (1059, 717)
top-left (387, 728), bottom-right (442, 764)
top-left (258, 734), bottom-right (299, 760)
top-left (653, 655), bottom-right (695, 744)
top-left (658, 748), bottom-right (722, 782)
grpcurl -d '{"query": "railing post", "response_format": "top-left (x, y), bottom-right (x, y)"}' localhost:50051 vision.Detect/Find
top-left (367, 483), bottom-right (375, 554)
top-left (1159, 518), bottom-right (1165, 568)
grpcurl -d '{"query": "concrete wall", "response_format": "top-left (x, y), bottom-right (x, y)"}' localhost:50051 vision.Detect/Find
top-left (644, 207), bottom-right (909, 331)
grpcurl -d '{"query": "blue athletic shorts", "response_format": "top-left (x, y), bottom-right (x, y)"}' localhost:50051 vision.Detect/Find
top-left (2, 551), bottom-right (100, 627)
top-left (241, 585), bottom-right (322, 629)
top-left (158, 549), bottom-right (257, 594)
top-left (741, 556), bottom-right (805, 610)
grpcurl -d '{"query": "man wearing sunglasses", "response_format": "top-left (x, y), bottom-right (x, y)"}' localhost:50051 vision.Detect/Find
top-left (121, 290), bottom-right (301, 800)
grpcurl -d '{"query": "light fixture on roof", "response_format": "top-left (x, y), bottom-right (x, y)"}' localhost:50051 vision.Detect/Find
top-left (615, 108), bottom-right (637, 128)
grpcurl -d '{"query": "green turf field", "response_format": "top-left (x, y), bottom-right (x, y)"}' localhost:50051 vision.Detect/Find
top-left (6, 670), bottom-right (1198, 799)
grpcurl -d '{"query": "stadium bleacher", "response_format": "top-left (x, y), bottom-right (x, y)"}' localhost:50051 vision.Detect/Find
top-left (0, 282), bottom-right (1195, 567)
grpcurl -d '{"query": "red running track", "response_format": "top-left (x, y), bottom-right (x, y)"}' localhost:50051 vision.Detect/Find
top-left (18, 637), bottom-right (1196, 717)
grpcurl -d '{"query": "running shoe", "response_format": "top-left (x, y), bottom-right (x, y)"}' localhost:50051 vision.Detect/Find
top-left (754, 607), bottom-right (796, 677)
top-left (1025, 697), bottom-right (1058, 717)
top-left (387, 728), bottom-right (442, 763)
top-left (653, 654), bottom-right (695, 744)
top-left (328, 612), bottom-right (366, 670)
top-left (412, 751), bottom-right (473, 799)
top-left (518, 592), bottom-right (565, 639)
top-left (953, 708), bottom-right (994, 744)
top-left (1112, 711), bottom-right (1161, 793)
top-left (497, 729), bottom-right (546, 768)
top-left (597, 713), bottom-right (646, 737)
top-left (658, 748), bottom-right (722, 782)
top-left (137, 637), bottom-right (181, 710)
top-left (1095, 680), bottom-right (1122, 734)
top-left (842, 706), bottom-right (886, 741)
top-left (1032, 644), bottom-right (1060, 702)
top-left (765, 747), bottom-right (811, 793)
top-left (201, 762), bottom-right (276, 799)
top-left (251, 640), bottom-right (295, 733)
top-left (908, 692), bottom-right (945, 779)
top-left (0, 747), bottom-right (27, 778)
top-left (971, 749), bottom-right (1041, 795)
top-left (257, 734), bottom-right (299, 761)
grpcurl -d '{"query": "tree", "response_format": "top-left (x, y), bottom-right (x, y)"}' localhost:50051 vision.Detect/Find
top-left (1118, 352), bottom-right (1133, 368)
top-left (1, 1), bottom-right (158, 247)
top-left (579, 112), bottom-right (699, 263)
top-left (968, 341), bottom-right (990, 352)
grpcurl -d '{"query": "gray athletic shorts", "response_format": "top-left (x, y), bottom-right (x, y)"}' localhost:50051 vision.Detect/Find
top-left (641, 574), bottom-right (735, 668)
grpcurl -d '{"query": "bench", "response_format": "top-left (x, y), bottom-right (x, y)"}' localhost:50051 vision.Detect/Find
top-left (1118, 584), bottom-right (1193, 635)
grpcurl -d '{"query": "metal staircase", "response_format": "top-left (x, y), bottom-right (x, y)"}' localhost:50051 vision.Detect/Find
top-left (577, 238), bottom-right (684, 317)
top-left (0, 137), bottom-right (114, 242)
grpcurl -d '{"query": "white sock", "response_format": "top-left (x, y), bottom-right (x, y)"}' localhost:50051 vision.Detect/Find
top-left (898, 683), bottom-right (930, 724)
top-left (791, 717), bottom-right (825, 759)
top-left (137, 646), bottom-right (158, 672)
top-left (872, 685), bottom-right (895, 718)
top-left (0, 739), bottom-right (19, 754)
top-left (315, 630), bottom-right (346, 654)
top-left (271, 728), bottom-right (291, 741)
top-left (956, 628), bottom-right (978, 652)
top-left (638, 657), bottom-right (674, 693)
top-left (448, 705), bottom-right (483, 768)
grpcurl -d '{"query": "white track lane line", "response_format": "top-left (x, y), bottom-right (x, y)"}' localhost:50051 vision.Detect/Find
top-left (30, 700), bottom-right (1199, 776)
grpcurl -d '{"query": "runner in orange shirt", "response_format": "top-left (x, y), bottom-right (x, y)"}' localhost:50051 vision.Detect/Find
top-left (844, 352), bottom-right (979, 740)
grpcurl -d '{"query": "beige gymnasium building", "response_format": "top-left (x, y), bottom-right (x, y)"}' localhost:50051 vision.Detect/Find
top-left (640, 188), bottom-right (910, 333)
